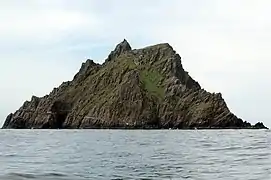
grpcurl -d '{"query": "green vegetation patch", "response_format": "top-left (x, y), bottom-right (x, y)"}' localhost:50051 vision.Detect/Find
top-left (140, 70), bottom-right (165, 99)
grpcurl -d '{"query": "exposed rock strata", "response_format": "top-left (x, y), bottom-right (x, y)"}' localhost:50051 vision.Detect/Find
top-left (2, 40), bottom-right (268, 129)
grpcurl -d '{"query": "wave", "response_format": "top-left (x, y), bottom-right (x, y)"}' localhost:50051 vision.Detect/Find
top-left (1, 172), bottom-right (74, 180)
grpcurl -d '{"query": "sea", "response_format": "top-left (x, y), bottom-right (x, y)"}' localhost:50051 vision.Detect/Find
top-left (0, 129), bottom-right (270, 180)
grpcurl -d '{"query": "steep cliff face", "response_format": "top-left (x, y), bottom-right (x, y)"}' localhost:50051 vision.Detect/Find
top-left (2, 40), bottom-right (267, 129)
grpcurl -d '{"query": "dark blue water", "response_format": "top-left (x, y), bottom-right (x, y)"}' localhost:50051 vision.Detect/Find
top-left (0, 130), bottom-right (270, 180)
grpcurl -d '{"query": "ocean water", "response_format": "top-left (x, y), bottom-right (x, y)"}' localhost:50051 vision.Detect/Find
top-left (0, 130), bottom-right (270, 180)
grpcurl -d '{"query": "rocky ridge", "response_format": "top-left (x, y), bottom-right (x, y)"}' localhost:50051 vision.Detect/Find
top-left (2, 40), bottom-right (268, 129)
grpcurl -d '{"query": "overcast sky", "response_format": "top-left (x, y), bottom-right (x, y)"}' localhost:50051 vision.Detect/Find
top-left (0, 0), bottom-right (270, 128)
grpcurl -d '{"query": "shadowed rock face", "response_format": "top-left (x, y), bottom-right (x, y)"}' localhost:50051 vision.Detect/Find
top-left (2, 40), bottom-right (268, 129)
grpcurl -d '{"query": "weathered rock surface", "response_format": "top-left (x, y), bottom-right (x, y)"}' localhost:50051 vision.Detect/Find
top-left (2, 40), bottom-right (268, 129)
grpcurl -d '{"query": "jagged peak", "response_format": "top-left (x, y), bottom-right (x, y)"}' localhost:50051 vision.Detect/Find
top-left (79, 59), bottom-right (100, 73)
top-left (105, 39), bottom-right (132, 62)
top-left (116, 39), bottom-right (132, 51)
top-left (31, 95), bottom-right (40, 102)
top-left (73, 59), bottom-right (101, 80)
top-left (83, 59), bottom-right (100, 68)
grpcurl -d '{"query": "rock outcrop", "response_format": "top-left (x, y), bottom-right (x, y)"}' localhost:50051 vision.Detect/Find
top-left (2, 40), bottom-right (268, 129)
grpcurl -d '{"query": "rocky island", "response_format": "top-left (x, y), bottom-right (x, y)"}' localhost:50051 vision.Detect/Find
top-left (2, 40), bottom-right (268, 129)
